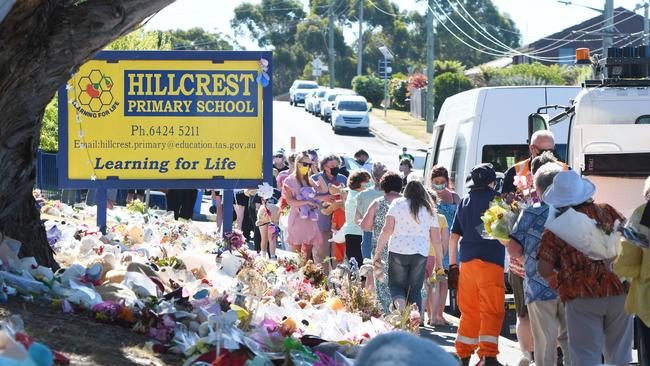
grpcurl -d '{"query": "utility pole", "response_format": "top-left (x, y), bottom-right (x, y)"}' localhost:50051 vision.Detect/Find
top-left (357, 0), bottom-right (364, 76)
top-left (603, 0), bottom-right (614, 72)
top-left (643, 1), bottom-right (650, 47)
top-left (425, 0), bottom-right (435, 133)
top-left (328, 0), bottom-right (336, 88)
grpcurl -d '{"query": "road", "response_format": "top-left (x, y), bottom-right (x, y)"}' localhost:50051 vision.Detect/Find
top-left (272, 101), bottom-right (405, 171)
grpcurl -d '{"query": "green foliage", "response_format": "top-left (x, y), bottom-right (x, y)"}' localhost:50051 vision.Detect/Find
top-left (106, 29), bottom-right (172, 50)
top-left (434, 72), bottom-right (474, 118)
top-left (352, 75), bottom-right (384, 106)
top-left (389, 78), bottom-right (409, 111)
top-left (434, 0), bottom-right (521, 67)
top-left (39, 97), bottom-right (58, 152)
top-left (481, 63), bottom-right (588, 86)
top-left (434, 60), bottom-right (466, 76)
top-left (39, 30), bottom-right (175, 152)
top-left (165, 28), bottom-right (235, 50)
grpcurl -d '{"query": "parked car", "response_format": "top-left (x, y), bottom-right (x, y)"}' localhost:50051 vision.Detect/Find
top-left (320, 88), bottom-right (355, 122)
top-left (331, 95), bottom-right (370, 134)
top-left (289, 80), bottom-right (319, 106)
top-left (304, 90), bottom-right (319, 112)
top-left (310, 89), bottom-right (329, 115)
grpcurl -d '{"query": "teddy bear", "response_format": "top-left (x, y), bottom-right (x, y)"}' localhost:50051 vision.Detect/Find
top-left (297, 186), bottom-right (319, 221)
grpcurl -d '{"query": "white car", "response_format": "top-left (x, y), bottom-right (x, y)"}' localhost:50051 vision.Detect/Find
top-left (320, 88), bottom-right (355, 122)
top-left (304, 90), bottom-right (319, 112)
top-left (289, 80), bottom-right (319, 106)
top-left (331, 95), bottom-right (370, 134)
top-left (311, 89), bottom-right (328, 115)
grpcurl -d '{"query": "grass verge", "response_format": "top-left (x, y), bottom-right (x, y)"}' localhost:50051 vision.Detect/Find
top-left (370, 108), bottom-right (432, 143)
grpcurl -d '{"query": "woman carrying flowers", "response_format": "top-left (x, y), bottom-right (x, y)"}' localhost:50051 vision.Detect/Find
top-left (537, 170), bottom-right (633, 366)
top-left (282, 151), bottom-right (322, 259)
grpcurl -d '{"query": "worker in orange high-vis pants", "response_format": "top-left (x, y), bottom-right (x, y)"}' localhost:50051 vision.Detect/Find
top-left (448, 164), bottom-right (505, 366)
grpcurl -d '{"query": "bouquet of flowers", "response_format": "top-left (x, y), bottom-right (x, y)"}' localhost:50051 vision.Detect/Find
top-left (215, 230), bottom-right (246, 255)
top-left (480, 197), bottom-right (522, 242)
top-left (621, 204), bottom-right (650, 249)
top-left (545, 207), bottom-right (623, 260)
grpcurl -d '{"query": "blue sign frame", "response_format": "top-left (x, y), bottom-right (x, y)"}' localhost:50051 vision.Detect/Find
top-left (57, 50), bottom-right (273, 190)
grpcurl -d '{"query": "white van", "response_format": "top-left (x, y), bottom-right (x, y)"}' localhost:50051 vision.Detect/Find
top-left (289, 80), bottom-right (319, 106)
top-left (331, 95), bottom-right (370, 134)
top-left (423, 86), bottom-right (581, 197)
top-left (531, 82), bottom-right (650, 217)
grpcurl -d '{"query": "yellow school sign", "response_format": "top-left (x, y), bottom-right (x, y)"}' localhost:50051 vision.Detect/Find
top-left (58, 51), bottom-right (273, 189)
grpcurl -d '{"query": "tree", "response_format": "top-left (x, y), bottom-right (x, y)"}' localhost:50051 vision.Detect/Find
top-left (434, 72), bottom-right (474, 118)
top-left (0, 0), bottom-right (175, 268)
top-left (165, 28), bottom-right (236, 51)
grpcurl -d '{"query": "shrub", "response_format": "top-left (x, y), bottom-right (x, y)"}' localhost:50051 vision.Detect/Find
top-left (351, 75), bottom-right (384, 106)
top-left (434, 72), bottom-right (474, 118)
top-left (480, 62), bottom-right (588, 86)
top-left (408, 73), bottom-right (428, 90)
top-left (434, 60), bottom-right (466, 76)
top-left (389, 78), bottom-right (409, 111)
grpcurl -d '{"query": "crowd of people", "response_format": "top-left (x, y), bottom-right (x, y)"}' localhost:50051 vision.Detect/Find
top-left (206, 132), bottom-right (649, 366)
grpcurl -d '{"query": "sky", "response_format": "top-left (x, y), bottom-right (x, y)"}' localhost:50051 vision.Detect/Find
top-left (144, 0), bottom-right (646, 51)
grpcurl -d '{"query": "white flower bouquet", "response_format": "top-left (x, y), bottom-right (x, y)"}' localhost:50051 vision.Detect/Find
top-left (544, 208), bottom-right (622, 261)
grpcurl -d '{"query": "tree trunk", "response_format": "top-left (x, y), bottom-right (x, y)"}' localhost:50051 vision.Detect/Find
top-left (0, 0), bottom-right (175, 268)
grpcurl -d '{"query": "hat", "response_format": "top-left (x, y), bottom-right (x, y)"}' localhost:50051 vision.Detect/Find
top-left (543, 170), bottom-right (595, 207)
top-left (466, 163), bottom-right (496, 189)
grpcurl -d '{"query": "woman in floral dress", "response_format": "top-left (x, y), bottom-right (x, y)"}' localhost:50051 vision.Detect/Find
top-left (360, 172), bottom-right (403, 313)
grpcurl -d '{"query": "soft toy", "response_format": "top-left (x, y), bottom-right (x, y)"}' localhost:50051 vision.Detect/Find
top-left (297, 187), bottom-right (319, 221)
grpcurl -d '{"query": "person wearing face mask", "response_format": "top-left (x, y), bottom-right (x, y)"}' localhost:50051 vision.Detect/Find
top-left (448, 163), bottom-right (506, 366)
top-left (353, 149), bottom-right (372, 173)
top-left (282, 151), bottom-right (322, 257)
top-left (502, 130), bottom-right (568, 196)
top-left (399, 159), bottom-right (413, 188)
top-left (429, 165), bottom-right (460, 326)
top-left (356, 162), bottom-right (388, 260)
top-left (273, 150), bottom-right (288, 173)
top-left (312, 154), bottom-right (348, 266)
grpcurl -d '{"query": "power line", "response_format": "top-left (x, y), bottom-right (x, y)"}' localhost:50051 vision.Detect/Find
top-left (366, 0), bottom-right (405, 18)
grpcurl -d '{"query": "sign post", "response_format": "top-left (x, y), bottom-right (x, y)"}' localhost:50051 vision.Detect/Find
top-left (58, 51), bottom-right (273, 232)
top-left (312, 58), bottom-right (323, 78)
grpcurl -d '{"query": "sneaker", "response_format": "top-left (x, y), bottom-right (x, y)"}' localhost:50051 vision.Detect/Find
top-left (517, 356), bottom-right (531, 366)
top-left (483, 357), bottom-right (504, 366)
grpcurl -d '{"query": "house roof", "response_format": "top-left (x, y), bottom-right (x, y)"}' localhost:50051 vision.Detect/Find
top-left (523, 7), bottom-right (644, 54)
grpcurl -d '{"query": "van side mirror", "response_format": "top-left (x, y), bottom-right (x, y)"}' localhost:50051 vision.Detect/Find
top-left (527, 113), bottom-right (549, 143)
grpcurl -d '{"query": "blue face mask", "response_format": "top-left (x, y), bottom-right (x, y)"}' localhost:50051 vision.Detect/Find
top-left (433, 183), bottom-right (447, 191)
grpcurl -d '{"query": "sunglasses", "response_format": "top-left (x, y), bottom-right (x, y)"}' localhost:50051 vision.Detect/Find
top-left (299, 162), bottom-right (312, 167)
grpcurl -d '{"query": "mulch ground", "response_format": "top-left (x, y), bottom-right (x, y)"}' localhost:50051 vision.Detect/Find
top-left (0, 299), bottom-right (183, 366)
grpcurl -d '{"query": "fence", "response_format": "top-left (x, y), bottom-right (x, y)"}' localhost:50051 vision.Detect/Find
top-left (409, 87), bottom-right (427, 120)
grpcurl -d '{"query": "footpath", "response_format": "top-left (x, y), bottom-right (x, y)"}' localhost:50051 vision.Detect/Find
top-left (369, 114), bottom-right (429, 152)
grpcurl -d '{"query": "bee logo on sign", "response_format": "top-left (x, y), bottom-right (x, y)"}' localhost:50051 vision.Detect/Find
top-left (72, 69), bottom-right (119, 118)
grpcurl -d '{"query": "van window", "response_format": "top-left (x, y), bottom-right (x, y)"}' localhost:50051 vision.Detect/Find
top-left (635, 115), bottom-right (650, 124)
top-left (482, 144), bottom-right (569, 173)
top-left (328, 94), bottom-right (340, 101)
top-left (318, 91), bottom-right (327, 97)
top-left (451, 123), bottom-right (471, 190)
top-left (432, 125), bottom-right (444, 165)
top-left (482, 145), bottom-right (529, 173)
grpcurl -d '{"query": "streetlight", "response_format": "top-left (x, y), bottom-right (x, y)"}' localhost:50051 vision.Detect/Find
top-left (378, 46), bottom-right (394, 117)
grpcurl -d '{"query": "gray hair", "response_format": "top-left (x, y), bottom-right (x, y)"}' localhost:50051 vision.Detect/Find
top-left (534, 162), bottom-right (563, 195)
top-left (319, 154), bottom-right (340, 171)
top-left (531, 151), bottom-right (559, 175)
top-left (371, 162), bottom-right (388, 183)
top-left (531, 130), bottom-right (556, 145)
